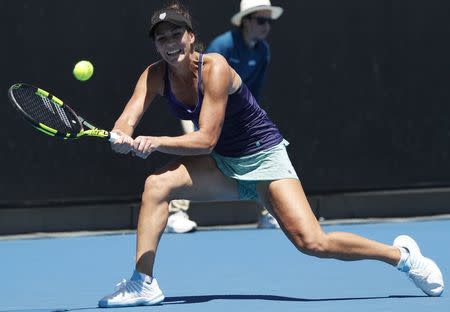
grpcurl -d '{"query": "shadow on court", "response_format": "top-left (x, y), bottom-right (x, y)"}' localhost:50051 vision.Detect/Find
top-left (0, 294), bottom-right (427, 312)
top-left (162, 294), bottom-right (426, 305)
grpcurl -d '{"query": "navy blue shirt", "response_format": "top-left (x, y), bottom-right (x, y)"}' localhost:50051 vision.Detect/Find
top-left (164, 54), bottom-right (282, 157)
top-left (206, 28), bottom-right (270, 101)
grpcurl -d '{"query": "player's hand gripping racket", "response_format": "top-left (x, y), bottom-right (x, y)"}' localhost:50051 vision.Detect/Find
top-left (8, 83), bottom-right (119, 142)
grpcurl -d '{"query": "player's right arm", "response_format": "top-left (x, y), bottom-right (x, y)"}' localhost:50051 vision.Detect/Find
top-left (111, 61), bottom-right (164, 154)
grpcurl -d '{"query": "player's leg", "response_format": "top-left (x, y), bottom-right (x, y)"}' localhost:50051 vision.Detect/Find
top-left (136, 155), bottom-right (239, 276)
top-left (99, 155), bottom-right (239, 308)
top-left (256, 179), bottom-right (400, 263)
top-left (256, 178), bottom-right (444, 296)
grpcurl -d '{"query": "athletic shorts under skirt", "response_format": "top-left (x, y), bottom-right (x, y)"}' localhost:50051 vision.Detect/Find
top-left (211, 140), bottom-right (299, 200)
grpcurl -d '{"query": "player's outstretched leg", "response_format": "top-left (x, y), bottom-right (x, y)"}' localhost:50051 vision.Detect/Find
top-left (258, 179), bottom-right (444, 296)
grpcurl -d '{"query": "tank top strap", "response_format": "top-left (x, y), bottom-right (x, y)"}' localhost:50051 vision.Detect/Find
top-left (163, 62), bottom-right (170, 96)
top-left (197, 53), bottom-right (204, 94)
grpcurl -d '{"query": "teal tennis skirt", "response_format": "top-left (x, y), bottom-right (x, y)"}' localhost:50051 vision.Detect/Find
top-left (211, 140), bottom-right (299, 200)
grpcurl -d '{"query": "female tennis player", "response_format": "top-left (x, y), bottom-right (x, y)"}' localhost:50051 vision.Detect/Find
top-left (98, 2), bottom-right (444, 307)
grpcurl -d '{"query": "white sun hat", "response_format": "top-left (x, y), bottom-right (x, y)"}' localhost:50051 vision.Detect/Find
top-left (231, 0), bottom-right (283, 26)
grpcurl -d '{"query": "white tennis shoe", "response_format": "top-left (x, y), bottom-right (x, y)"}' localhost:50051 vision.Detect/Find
top-left (257, 212), bottom-right (280, 229)
top-left (165, 211), bottom-right (197, 233)
top-left (98, 271), bottom-right (164, 308)
top-left (393, 235), bottom-right (444, 296)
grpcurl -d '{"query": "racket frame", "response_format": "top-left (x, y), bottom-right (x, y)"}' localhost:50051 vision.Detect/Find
top-left (8, 83), bottom-right (115, 141)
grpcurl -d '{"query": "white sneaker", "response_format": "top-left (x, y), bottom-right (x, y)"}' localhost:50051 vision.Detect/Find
top-left (257, 212), bottom-right (280, 229)
top-left (393, 235), bottom-right (444, 296)
top-left (98, 271), bottom-right (165, 307)
top-left (165, 211), bottom-right (197, 233)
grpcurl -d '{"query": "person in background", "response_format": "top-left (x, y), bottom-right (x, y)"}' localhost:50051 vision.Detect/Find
top-left (166, 0), bottom-right (283, 232)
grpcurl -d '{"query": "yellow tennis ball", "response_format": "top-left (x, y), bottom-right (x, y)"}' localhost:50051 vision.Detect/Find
top-left (73, 60), bottom-right (94, 81)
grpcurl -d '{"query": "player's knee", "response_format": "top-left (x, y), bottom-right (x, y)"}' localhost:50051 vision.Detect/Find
top-left (143, 174), bottom-right (172, 200)
top-left (293, 232), bottom-right (329, 258)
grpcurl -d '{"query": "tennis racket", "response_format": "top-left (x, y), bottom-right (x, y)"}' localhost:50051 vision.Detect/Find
top-left (8, 83), bottom-right (119, 142)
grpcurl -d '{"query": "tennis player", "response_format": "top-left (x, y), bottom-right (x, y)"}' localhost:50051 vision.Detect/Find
top-left (98, 2), bottom-right (444, 307)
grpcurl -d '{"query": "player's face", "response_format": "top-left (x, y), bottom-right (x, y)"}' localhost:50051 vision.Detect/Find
top-left (245, 10), bottom-right (273, 41)
top-left (154, 22), bottom-right (195, 64)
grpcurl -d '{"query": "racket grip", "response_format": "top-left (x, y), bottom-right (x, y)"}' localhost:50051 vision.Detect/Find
top-left (109, 131), bottom-right (120, 143)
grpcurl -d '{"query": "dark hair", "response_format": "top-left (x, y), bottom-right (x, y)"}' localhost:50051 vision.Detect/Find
top-left (164, 1), bottom-right (192, 26)
top-left (153, 1), bottom-right (204, 52)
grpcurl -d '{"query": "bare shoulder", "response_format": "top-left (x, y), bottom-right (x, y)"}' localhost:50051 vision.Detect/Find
top-left (147, 59), bottom-right (165, 76)
top-left (203, 53), bottom-right (230, 73)
top-left (141, 60), bottom-right (165, 95)
top-left (202, 53), bottom-right (241, 94)
top-left (202, 53), bottom-right (233, 89)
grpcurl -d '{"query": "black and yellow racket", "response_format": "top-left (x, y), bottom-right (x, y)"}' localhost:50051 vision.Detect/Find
top-left (8, 83), bottom-right (118, 142)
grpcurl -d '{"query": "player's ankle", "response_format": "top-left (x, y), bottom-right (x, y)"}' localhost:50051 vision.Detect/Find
top-left (396, 247), bottom-right (410, 271)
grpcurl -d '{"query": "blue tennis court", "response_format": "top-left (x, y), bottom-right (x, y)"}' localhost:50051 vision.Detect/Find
top-left (1, 218), bottom-right (448, 312)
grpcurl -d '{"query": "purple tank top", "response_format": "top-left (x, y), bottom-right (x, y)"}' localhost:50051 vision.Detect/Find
top-left (163, 53), bottom-right (283, 157)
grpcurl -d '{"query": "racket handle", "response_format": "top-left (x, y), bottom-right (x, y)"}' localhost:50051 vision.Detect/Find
top-left (109, 131), bottom-right (120, 143)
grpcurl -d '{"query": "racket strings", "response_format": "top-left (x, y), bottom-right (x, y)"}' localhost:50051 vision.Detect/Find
top-left (44, 97), bottom-right (72, 129)
top-left (13, 86), bottom-right (82, 134)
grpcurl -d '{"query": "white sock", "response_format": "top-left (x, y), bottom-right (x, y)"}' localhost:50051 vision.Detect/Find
top-left (396, 247), bottom-right (410, 272)
top-left (132, 270), bottom-right (153, 283)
